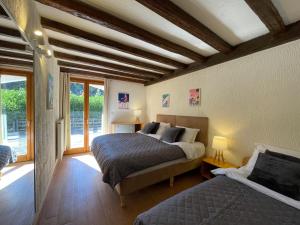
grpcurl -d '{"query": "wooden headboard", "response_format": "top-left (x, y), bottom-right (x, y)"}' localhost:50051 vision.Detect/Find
top-left (156, 114), bottom-right (209, 147)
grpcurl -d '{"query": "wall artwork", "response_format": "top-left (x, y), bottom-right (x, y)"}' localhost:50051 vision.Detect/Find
top-left (162, 94), bottom-right (170, 108)
top-left (47, 73), bottom-right (54, 109)
top-left (118, 92), bottom-right (129, 109)
top-left (189, 88), bottom-right (201, 106)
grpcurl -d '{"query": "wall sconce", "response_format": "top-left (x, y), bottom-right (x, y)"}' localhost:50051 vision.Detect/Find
top-left (32, 29), bottom-right (51, 58)
top-left (36, 45), bottom-right (52, 58)
top-left (34, 30), bottom-right (43, 37)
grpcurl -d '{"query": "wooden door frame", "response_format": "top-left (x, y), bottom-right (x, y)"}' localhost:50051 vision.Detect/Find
top-left (0, 68), bottom-right (34, 162)
top-left (66, 77), bottom-right (104, 155)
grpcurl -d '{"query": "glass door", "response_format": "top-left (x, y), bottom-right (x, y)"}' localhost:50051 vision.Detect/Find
top-left (88, 83), bottom-right (104, 145)
top-left (69, 80), bottom-right (85, 151)
top-left (68, 79), bottom-right (104, 153)
top-left (0, 73), bottom-right (33, 162)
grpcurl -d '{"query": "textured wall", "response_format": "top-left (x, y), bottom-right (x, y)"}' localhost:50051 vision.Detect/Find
top-left (34, 54), bottom-right (59, 210)
top-left (146, 40), bottom-right (300, 165)
top-left (108, 80), bottom-right (146, 131)
top-left (1, 0), bottom-right (60, 212)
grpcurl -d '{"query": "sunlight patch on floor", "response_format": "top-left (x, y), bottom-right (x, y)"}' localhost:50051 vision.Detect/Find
top-left (0, 163), bottom-right (34, 190)
top-left (72, 154), bottom-right (101, 172)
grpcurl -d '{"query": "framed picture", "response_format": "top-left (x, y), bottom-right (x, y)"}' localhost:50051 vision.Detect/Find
top-left (162, 94), bottom-right (170, 108)
top-left (189, 88), bottom-right (200, 106)
top-left (47, 73), bottom-right (54, 109)
top-left (118, 92), bottom-right (129, 109)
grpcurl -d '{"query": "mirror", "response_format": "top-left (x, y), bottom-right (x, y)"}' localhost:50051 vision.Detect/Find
top-left (0, 5), bottom-right (35, 225)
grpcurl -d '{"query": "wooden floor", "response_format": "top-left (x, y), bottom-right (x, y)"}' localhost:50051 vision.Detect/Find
top-left (0, 161), bottom-right (35, 225)
top-left (38, 153), bottom-right (203, 225)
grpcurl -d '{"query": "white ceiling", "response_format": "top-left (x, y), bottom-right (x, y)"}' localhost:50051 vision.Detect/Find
top-left (272, 0), bottom-right (300, 24)
top-left (172, 0), bottom-right (269, 45)
top-left (35, 0), bottom-right (300, 68)
top-left (2, 0), bottom-right (300, 75)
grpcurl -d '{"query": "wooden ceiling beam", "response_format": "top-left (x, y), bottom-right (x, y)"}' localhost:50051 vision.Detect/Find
top-left (146, 20), bottom-right (300, 85)
top-left (60, 67), bottom-right (146, 84)
top-left (54, 51), bottom-right (162, 79)
top-left (41, 18), bottom-right (186, 69)
top-left (0, 40), bottom-right (31, 53)
top-left (49, 38), bottom-right (172, 74)
top-left (0, 26), bottom-right (22, 39)
top-left (0, 6), bottom-right (9, 19)
top-left (0, 57), bottom-right (33, 68)
top-left (57, 60), bottom-right (153, 81)
top-left (136, 0), bottom-right (231, 53)
top-left (0, 50), bottom-right (32, 60)
top-left (37, 0), bottom-right (205, 61)
top-left (245, 0), bottom-right (285, 33)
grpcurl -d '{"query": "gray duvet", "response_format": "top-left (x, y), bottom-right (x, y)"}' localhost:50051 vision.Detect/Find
top-left (91, 133), bottom-right (185, 187)
top-left (135, 176), bottom-right (300, 225)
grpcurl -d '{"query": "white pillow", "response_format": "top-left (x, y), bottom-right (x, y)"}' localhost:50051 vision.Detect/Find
top-left (176, 126), bottom-right (199, 143)
top-left (156, 122), bottom-right (171, 135)
top-left (242, 143), bottom-right (300, 175)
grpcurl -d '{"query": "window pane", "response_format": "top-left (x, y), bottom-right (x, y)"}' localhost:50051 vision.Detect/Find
top-left (0, 75), bottom-right (27, 156)
top-left (70, 82), bottom-right (84, 148)
top-left (89, 84), bottom-right (104, 145)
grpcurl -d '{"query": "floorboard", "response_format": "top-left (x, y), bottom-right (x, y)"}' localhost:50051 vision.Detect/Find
top-left (0, 161), bottom-right (35, 225)
top-left (38, 153), bottom-right (203, 225)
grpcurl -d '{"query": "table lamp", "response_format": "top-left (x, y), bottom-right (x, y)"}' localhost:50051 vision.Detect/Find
top-left (212, 136), bottom-right (228, 162)
top-left (134, 109), bottom-right (142, 123)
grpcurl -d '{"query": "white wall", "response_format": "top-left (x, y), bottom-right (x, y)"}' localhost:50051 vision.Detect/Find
top-left (146, 40), bottom-right (300, 166)
top-left (108, 80), bottom-right (146, 131)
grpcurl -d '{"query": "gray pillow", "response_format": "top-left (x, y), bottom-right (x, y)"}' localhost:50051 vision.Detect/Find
top-left (160, 127), bottom-right (185, 143)
top-left (265, 150), bottom-right (300, 164)
top-left (141, 122), bottom-right (159, 134)
top-left (248, 153), bottom-right (300, 200)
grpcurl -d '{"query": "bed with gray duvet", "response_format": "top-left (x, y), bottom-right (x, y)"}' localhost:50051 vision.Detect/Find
top-left (135, 144), bottom-right (300, 225)
top-left (134, 175), bottom-right (300, 225)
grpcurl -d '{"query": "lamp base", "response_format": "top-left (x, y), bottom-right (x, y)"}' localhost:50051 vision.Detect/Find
top-left (214, 149), bottom-right (225, 163)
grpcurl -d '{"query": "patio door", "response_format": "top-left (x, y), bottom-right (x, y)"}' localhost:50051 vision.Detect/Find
top-left (68, 78), bottom-right (104, 154)
top-left (0, 70), bottom-right (33, 162)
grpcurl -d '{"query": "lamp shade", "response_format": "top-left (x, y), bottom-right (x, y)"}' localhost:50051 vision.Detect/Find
top-left (212, 136), bottom-right (228, 151)
top-left (134, 109), bottom-right (142, 117)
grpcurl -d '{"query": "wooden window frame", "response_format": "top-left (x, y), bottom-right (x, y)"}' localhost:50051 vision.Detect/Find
top-left (0, 68), bottom-right (34, 162)
top-left (66, 77), bottom-right (104, 155)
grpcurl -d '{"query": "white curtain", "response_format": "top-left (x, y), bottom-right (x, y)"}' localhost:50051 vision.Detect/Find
top-left (59, 72), bottom-right (70, 150)
top-left (102, 79), bottom-right (110, 134)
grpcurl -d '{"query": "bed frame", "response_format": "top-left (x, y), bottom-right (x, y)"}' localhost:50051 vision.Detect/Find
top-left (115, 114), bottom-right (209, 207)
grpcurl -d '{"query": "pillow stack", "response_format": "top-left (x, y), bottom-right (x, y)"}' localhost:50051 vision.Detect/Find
top-left (141, 122), bottom-right (160, 134)
top-left (176, 126), bottom-right (199, 143)
top-left (247, 150), bottom-right (300, 200)
top-left (156, 122), bottom-right (171, 135)
top-left (160, 127), bottom-right (185, 143)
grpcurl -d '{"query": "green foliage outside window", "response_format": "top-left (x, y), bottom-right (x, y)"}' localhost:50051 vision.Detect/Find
top-left (70, 94), bottom-right (104, 112)
top-left (1, 89), bottom-right (104, 113)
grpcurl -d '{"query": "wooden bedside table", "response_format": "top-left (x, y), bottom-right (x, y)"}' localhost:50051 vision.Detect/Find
top-left (200, 157), bottom-right (237, 180)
